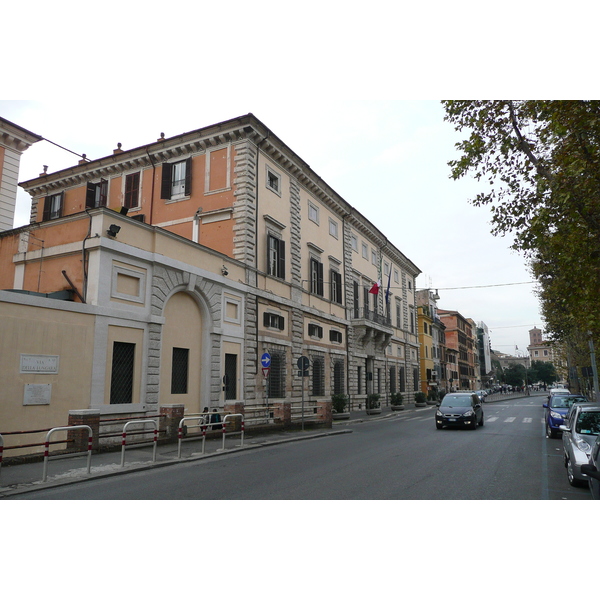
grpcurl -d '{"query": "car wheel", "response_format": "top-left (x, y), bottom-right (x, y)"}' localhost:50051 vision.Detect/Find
top-left (566, 458), bottom-right (582, 487)
top-left (546, 422), bottom-right (556, 439)
top-left (479, 414), bottom-right (484, 427)
top-left (470, 419), bottom-right (477, 430)
top-left (436, 423), bottom-right (442, 430)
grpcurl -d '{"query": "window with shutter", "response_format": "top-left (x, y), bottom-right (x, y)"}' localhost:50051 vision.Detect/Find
top-left (161, 158), bottom-right (192, 200)
top-left (310, 258), bottom-right (324, 296)
top-left (124, 172), bottom-right (140, 209)
top-left (86, 180), bottom-right (108, 208)
top-left (330, 270), bottom-right (342, 304)
top-left (267, 234), bottom-right (285, 279)
top-left (43, 192), bottom-right (64, 221)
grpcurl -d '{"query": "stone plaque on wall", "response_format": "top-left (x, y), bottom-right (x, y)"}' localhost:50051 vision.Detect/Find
top-left (20, 354), bottom-right (59, 374)
top-left (24, 383), bottom-right (52, 405)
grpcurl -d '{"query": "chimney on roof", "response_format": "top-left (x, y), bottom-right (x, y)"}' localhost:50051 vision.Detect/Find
top-left (78, 153), bottom-right (87, 165)
top-left (157, 132), bottom-right (165, 141)
top-left (40, 165), bottom-right (48, 177)
top-left (113, 143), bottom-right (123, 154)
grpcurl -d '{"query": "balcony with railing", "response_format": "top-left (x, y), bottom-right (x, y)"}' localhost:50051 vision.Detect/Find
top-left (351, 307), bottom-right (393, 353)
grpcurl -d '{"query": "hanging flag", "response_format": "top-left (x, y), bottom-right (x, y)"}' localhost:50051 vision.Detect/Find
top-left (369, 279), bottom-right (380, 295)
top-left (385, 268), bottom-right (392, 304)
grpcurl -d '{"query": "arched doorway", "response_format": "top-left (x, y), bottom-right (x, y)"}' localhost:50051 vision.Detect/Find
top-left (160, 291), bottom-right (204, 414)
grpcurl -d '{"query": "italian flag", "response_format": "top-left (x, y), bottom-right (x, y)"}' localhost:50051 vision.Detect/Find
top-left (369, 279), bottom-right (381, 294)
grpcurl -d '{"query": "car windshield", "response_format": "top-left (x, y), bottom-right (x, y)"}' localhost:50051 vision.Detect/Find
top-left (576, 412), bottom-right (600, 435)
top-left (551, 396), bottom-right (587, 408)
top-left (440, 395), bottom-right (472, 407)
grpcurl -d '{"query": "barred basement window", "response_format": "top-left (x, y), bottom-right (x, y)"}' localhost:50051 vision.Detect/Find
top-left (389, 366), bottom-right (397, 394)
top-left (171, 347), bottom-right (189, 394)
top-left (357, 366), bottom-right (363, 394)
top-left (267, 350), bottom-right (286, 399)
top-left (333, 360), bottom-right (345, 395)
top-left (308, 323), bottom-right (323, 338)
top-left (110, 341), bottom-right (135, 404)
top-left (311, 355), bottom-right (325, 396)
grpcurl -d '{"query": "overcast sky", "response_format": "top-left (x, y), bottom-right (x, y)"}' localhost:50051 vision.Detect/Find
top-left (4, 2), bottom-right (596, 359)
top-left (2, 98), bottom-right (543, 354)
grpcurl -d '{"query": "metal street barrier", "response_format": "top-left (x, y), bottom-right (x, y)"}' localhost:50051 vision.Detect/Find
top-left (42, 426), bottom-right (93, 482)
top-left (120, 419), bottom-right (158, 468)
top-left (221, 414), bottom-right (244, 451)
top-left (177, 415), bottom-right (209, 458)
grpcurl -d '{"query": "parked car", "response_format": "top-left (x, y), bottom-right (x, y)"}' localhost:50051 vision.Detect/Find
top-left (543, 394), bottom-right (589, 438)
top-left (581, 435), bottom-right (600, 499)
top-left (435, 393), bottom-right (483, 430)
top-left (560, 403), bottom-right (600, 486)
top-left (474, 390), bottom-right (487, 403)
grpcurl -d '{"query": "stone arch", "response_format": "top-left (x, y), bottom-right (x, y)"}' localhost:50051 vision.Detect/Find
top-left (149, 267), bottom-right (224, 413)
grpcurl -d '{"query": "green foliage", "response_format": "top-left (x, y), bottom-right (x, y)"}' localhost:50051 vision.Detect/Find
top-left (414, 391), bottom-right (427, 404)
top-left (442, 101), bottom-right (600, 345)
top-left (366, 394), bottom-right (381, 409)
top-left (527, 360), bottom-right (557, 385)
top-left (427, 389), bottom-right (439, 402)
top-left (390, 392), bottom-right (403, 406)
top-left (504, 363), bottom-right (527, 387)
top-left (331, 394), bottom-right (348, 413)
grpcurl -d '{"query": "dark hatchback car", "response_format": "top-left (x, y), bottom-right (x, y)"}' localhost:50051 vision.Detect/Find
top-left (543, 394), bottom-right (589, 438)
top-left (435, 393), bottom-right (483, 430)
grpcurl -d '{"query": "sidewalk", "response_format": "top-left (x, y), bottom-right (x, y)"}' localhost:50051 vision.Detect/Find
top-left (0, 394), bottom-right (530, 498)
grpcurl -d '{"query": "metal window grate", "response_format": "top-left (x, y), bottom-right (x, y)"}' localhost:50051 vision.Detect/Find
top-left (171, 347), bottom-right (189, 394)
top-left (311, 354), bottom-right (325, 396)
top-left (390, 367), bottom-right (397, 394)
top-left (110, 342), bottom-right (135, 404)
top-left (267, 349), bottom-right (286, 399)
top-left (333, 360), bottom-right (345, 395)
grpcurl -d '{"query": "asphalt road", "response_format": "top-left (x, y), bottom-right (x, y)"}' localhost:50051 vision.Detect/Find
top-left (10, 393), bottom-right (591, 500)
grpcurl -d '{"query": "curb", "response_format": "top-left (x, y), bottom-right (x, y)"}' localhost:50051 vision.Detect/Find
top-left (0, 429), bottom-right (352, 498)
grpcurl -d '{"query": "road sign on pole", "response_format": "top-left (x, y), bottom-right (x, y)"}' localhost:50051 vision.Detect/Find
top-left (261, 352), bottom-right (271, 369)
top-left (297, 356), bottom-right (310, 377)
top-left (262, 367), bottom-right (270, 378)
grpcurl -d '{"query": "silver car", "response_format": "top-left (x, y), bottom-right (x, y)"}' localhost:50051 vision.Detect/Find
top-left (560, 403), bottom-right (600, 486)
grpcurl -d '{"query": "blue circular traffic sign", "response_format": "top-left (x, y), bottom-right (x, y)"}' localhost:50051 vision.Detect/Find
top-left (261, 352), bottom-right (271, 368)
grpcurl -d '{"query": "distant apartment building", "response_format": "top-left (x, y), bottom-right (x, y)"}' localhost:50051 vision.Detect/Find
top-left (477, 321), bottom-right (493, 387)
top-left (527, 327), bottom-right (554, 363)
top-left (438, 309), bottom-right (476, 390)
top-left (416, 288), bottom-right (447, 394)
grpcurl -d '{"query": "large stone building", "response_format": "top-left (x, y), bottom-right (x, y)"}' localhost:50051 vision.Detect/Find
top-left (0, 113), bottom-right (421, 455)
top-left (0, 117), bottom-right (42, 231)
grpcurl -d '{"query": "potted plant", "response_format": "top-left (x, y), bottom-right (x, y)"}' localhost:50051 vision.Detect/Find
top-left (390, 392), bottom-right (405, 411)
top-left (414, 391), bottom-right (427, 407)
top-left (331, 394), bottom-right (350, 420)
top-left (427, 389), bottom-right (439, 405)
top-left (366, 393), bottom-right (382, 415)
